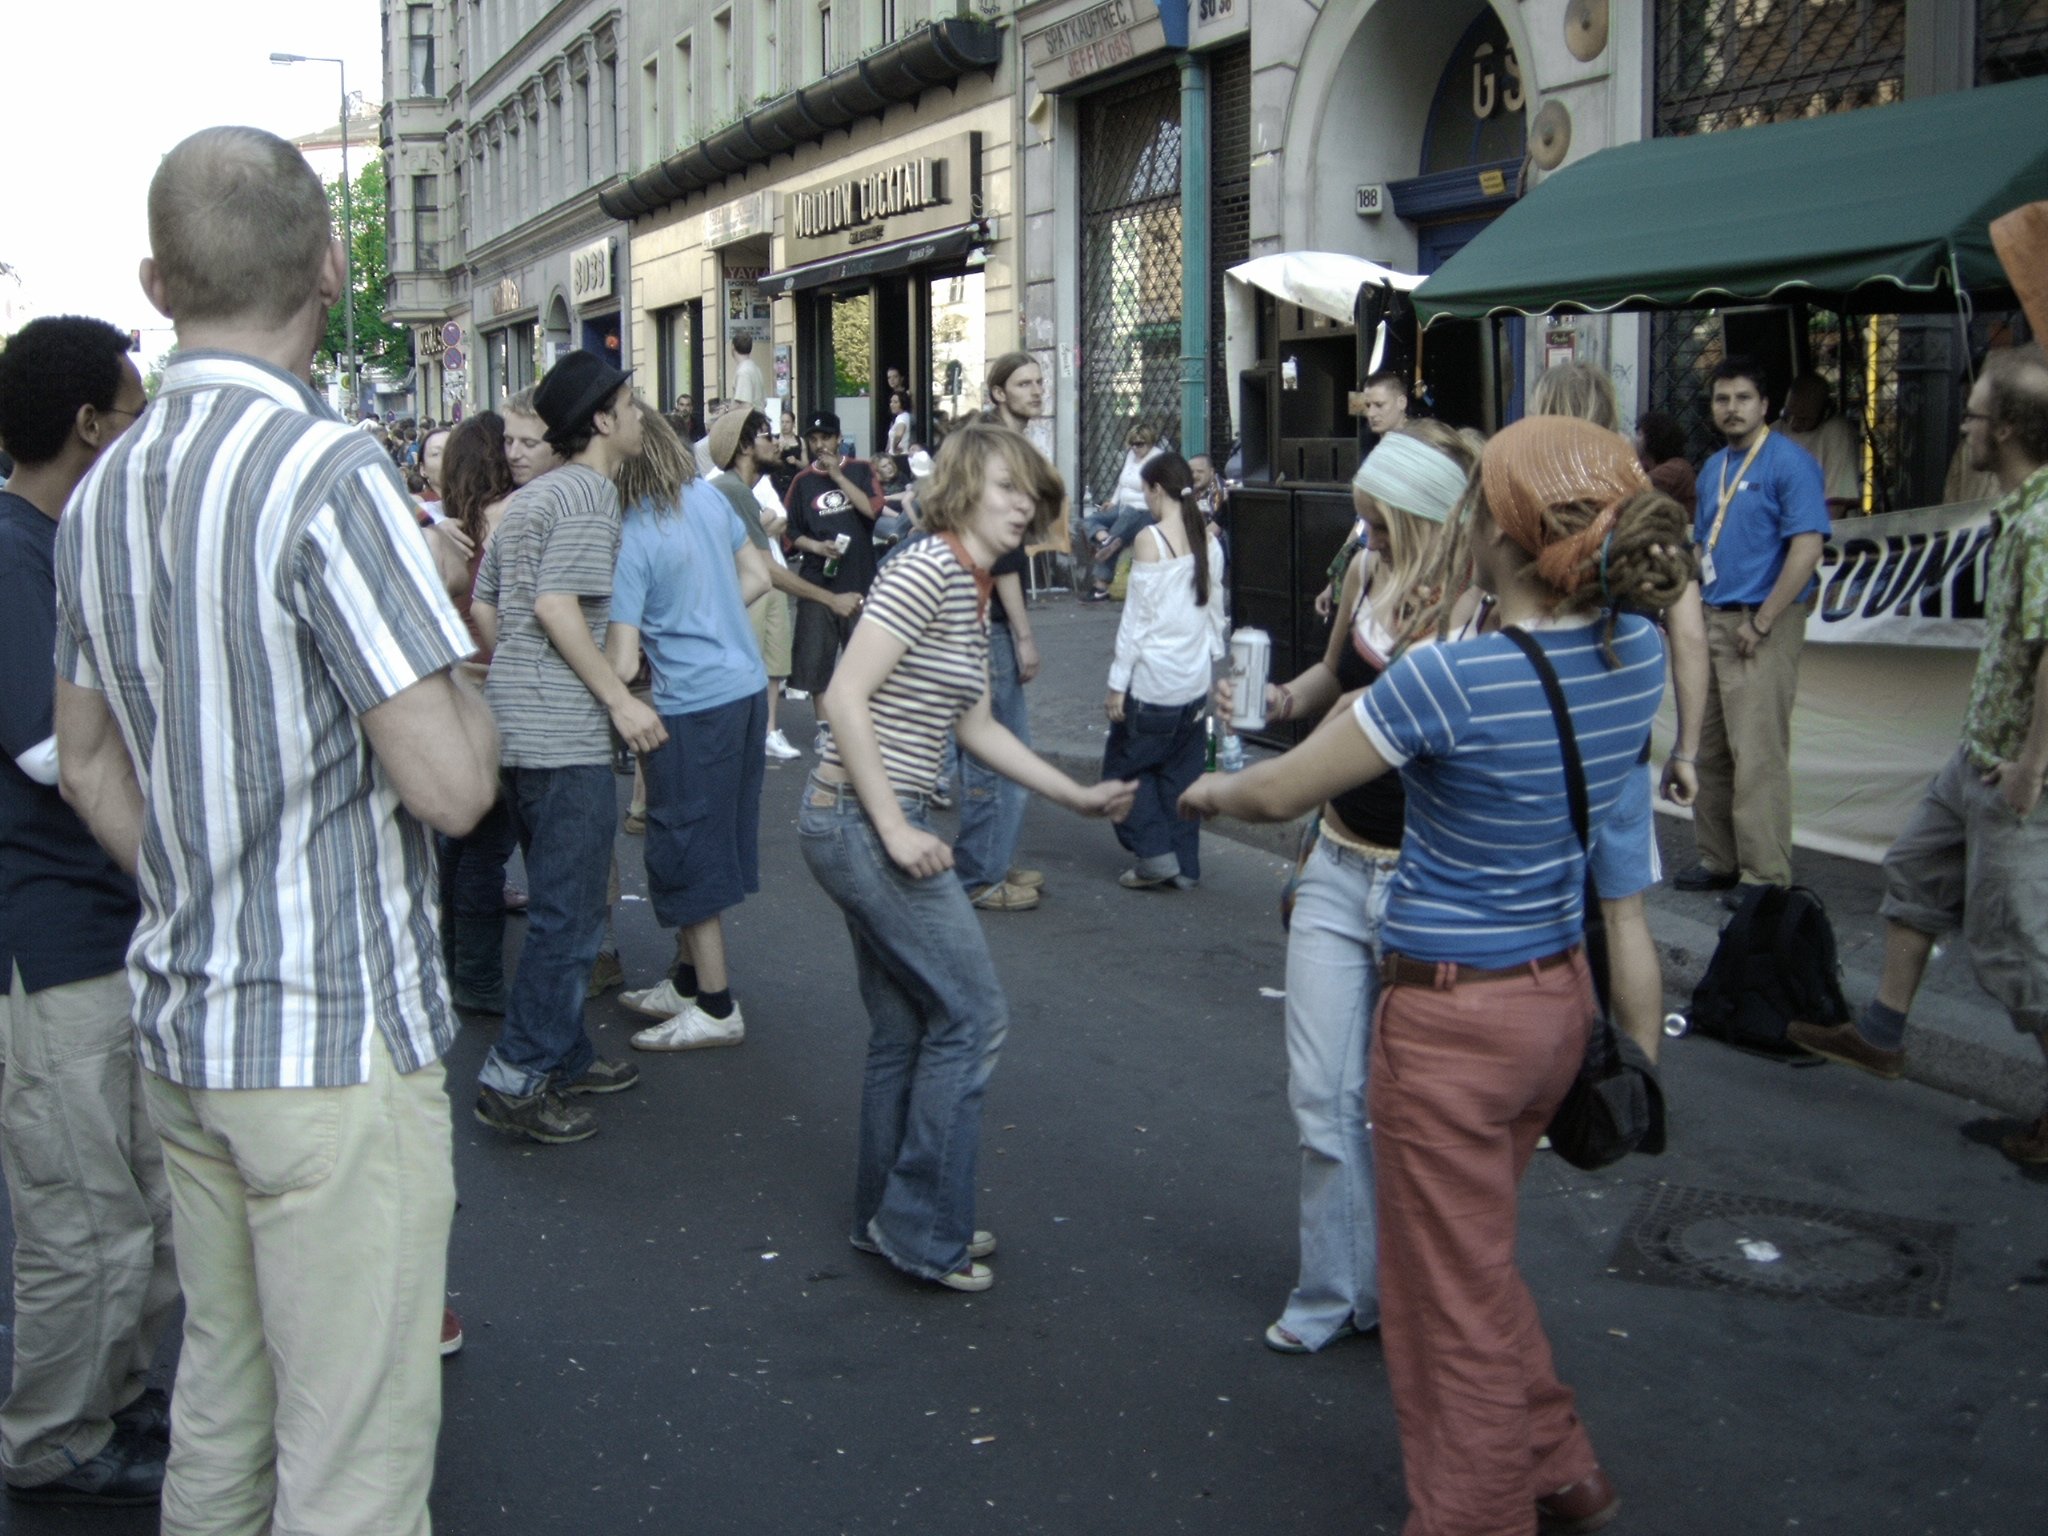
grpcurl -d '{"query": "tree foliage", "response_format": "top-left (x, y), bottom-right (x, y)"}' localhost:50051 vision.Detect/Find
top-left (319, 159), bottom-right (409, 382)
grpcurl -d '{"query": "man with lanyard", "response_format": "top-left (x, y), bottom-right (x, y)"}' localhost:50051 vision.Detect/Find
top-left (1673, 355), bottom-right (1828, 902)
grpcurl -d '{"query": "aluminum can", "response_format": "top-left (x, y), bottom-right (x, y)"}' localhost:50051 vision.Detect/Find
top-left (1228, 627), bottom-right (1272, 731)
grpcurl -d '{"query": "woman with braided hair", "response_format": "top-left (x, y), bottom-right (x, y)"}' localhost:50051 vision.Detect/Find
top-left (1182, 415), bottom-right (1694, 1536)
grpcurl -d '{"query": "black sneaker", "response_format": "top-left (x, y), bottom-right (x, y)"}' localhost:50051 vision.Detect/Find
top-left (561, 1056), bottom-right (641, 1096)
top-left (1672, 863), bottom-right (1740, 892)
top-left (112, 1386), bottom-right (170, 1450)
top-left (474, 1085), bottom-right (597, 1144)
top-left (5, 1430), bottom-right (164, 1507)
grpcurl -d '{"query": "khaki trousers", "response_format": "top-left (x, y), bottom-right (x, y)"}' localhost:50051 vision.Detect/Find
top-left (0, 964), bottom-right (178, 1485)
top-left (144, 1032), bottom-right (454, 1536)
top-left (1694, 604), bottom-right (1808, 887)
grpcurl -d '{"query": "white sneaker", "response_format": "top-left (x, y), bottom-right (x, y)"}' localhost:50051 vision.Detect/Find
top-left (784, 688), bottom-right (810, 701)
top-left (631, 1001), bottom-right (746, 1052)
top-left (620, 979), bottom-right (694, 1018)
top-left (813, 727), bottom-right (832, 757)
top-left (764, 729), bottom-right (802, 761)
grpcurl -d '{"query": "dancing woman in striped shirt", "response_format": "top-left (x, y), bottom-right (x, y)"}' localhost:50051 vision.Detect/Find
top-left (800, 423), bottom-right (1136, 1293)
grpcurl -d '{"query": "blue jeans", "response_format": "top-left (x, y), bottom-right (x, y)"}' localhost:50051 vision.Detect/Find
top-left (479, 765), bottom-right (612, 1096)
top-left (954, 624), bottom-right (1031, 889)
top-left (1277, 832), bottom-right (1396, 1347)
top-left (1102, 694), bottom-right (1207, 879)
top-left (797, 776), bottom-right (1009, 1280)
top-left (438, 796), bottom-right (515, 919)
top-left (1082, 503), bottom-right (1151, 586)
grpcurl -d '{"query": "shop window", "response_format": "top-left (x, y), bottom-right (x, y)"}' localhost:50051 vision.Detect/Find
top-left (1979, 0), bottom-right (2048, 83)
top-left (408, 4), bottom-right (437, 97)
top-left (1650, 0), bottom-right (1908, 492)
top-left (928, 272), bottom-right (985, 442)
top-left (411, 174), bottom-right (440, 269)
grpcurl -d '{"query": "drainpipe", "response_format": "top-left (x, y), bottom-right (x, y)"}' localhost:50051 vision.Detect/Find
top-left (1178, 49), bottom-right (1209, 459)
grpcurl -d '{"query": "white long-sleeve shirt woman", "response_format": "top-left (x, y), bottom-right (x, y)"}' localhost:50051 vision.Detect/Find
top-left (1108, 520), bottom-right (1227, 706)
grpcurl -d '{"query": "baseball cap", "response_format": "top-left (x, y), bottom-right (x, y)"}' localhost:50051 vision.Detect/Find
top-left (804, 411), bottom-right (841, 437)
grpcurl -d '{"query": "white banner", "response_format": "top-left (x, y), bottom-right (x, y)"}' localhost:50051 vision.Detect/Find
top-left (1809, 499), bottom-right (1997, 649)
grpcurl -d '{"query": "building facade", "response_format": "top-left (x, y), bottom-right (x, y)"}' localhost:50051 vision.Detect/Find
top-left (381, 0), bottom-right (635, 421)
top-left (606, 0), bottom-right (1014, 459)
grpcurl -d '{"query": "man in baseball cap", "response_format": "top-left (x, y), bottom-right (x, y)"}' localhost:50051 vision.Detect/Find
top-left (783, 413), bottom-right (879, 755)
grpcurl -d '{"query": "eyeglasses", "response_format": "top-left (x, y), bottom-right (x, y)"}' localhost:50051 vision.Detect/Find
top-left (103, 403), bottom-right (148, 420)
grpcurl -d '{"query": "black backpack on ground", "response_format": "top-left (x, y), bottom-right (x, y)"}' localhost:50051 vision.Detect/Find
top-left (1689, 883), bottom-right (1852, 1058)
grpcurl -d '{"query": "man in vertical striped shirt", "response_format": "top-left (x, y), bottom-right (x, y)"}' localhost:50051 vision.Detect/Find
top-left (51, 127), bottom-right (500, 1536)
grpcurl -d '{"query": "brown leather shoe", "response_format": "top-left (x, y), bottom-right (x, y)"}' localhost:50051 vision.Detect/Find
top-left (2001, 1112), bottom-right (2048, 1166)
top-left (1786, 1018), bottom-right (1905, 1080)
top-left (1538, 1469), bottom-right (1619, 1534)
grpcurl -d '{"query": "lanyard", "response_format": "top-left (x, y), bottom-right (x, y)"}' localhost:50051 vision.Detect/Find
top-left (1702, 427), bottom-right (1771, 556)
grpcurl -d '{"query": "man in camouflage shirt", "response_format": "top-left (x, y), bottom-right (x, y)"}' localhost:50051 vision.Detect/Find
top-left (1792, 346), bottom-right (2048, 1165)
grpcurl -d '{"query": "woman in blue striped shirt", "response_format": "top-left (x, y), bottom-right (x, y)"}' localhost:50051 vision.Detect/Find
top-left (1182, 416), bottom-right (1694, 1536)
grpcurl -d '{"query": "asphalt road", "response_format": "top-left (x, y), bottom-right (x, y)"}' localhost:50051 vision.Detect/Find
top-left (6, 730), bottom-right (2044, 1535)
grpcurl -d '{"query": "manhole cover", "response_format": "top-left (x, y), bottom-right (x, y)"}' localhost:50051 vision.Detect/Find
top-left (1609, 1184), bottom-right (1955, 1319)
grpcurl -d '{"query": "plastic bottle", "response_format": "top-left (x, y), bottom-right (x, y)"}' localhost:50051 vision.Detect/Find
top-left (1219, 731), bottom-right (1246, 773)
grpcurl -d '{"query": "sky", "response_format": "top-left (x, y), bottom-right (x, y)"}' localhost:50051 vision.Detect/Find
top-left (1, 2), bottom-right (385, 371)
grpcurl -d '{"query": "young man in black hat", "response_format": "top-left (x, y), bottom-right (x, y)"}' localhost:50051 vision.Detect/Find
top-left (783, 411), bottom-right (878, 753)
top-left (470, 350), bottom-right (655, 1144)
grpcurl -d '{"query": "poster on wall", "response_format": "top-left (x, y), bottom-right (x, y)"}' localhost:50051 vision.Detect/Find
top-left (723, 266), bottom-right (773, 397)
top-left (774, 343), bottom-right (793, 407)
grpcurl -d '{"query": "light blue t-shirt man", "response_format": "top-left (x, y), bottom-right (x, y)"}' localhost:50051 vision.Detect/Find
top-left (610, 478), bottom-right (768, 716)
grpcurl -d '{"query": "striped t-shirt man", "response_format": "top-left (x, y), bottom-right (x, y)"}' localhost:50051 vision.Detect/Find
top-left (473, 464), bottom-right (621, 767)
top-left (1354, 614), bottom-right (1667, 969)
top-left (53, 351), bottom-right (476, 1090)
top-left (823, 537), bottom-right (989, 796)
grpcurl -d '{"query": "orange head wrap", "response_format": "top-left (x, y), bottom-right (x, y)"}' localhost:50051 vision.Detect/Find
top-left (1479, 415), bottom-right (1649, 597)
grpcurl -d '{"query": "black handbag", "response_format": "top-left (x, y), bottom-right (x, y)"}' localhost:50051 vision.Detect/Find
top-left (1501, 628), bottom-right (1667, 1170)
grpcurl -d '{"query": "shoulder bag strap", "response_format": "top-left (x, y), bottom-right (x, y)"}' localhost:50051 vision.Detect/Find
top-left (1500, 627), bottom-right (1590, 854)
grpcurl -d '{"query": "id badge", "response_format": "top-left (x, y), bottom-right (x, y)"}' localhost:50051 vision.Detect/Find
top-left (1699, 549), bottom-right (1718, 589)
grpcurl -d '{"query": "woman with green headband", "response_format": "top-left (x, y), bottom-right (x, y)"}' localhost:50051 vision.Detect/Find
top-left (1212, 419), bottom-right (1477, 1354)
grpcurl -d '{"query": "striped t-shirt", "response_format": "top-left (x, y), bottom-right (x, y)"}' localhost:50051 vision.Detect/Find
top-left (474, 464), bottom-right (621, 767)
top-left (53, 351), bottom-right (476, 1089)
top-left (1353, 614), bottom-right (1666, 968)
top-left (824, 538), bottom-right (988, 796)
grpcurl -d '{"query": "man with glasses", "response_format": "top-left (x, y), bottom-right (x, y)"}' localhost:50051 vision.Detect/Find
top-left (1792, 346), bottom-right (2048, 1168)
top-left (0, 316), bottom-right (176, 1508)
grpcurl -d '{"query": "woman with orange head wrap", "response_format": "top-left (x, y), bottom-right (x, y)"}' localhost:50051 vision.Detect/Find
top-left (1184, 416), bottom-right (1693, 1535)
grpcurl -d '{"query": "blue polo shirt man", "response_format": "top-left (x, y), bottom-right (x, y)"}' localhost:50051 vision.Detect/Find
top-left (1677, 356), bottom-right (1831, 895)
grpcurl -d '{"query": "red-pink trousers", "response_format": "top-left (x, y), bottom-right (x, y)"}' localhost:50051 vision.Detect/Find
top-left (1368, 951), bottom-right (1603, 1536)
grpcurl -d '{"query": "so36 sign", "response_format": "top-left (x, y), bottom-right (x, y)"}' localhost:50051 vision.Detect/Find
top-left (570, 237), bottom-right (615, 304)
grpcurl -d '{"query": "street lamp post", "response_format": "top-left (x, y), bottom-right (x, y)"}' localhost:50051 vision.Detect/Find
top-left (270, 51), bottom-right (358, 416)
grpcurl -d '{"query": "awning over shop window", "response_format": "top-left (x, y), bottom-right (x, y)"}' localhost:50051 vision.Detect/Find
top-left (766, 224), bottom-right (982, 295)
top-left (1412, 74), bottom-right (2048, 326)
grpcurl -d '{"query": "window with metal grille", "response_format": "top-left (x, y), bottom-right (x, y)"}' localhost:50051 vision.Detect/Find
top-left (1650, 0), bottom-right (1907, 505)
top-left (1979, 0), bottom-right (2048, 83)
top-left (1079, 71), bottom-right (1184, 506)
top-left (1208, 41), bottom-right (1252, 462)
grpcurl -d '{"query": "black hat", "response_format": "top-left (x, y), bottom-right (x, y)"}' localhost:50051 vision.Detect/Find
top-left (534, 350), bottom-right (634, 442)
top-left (804, 411), bottom-right (841, 437)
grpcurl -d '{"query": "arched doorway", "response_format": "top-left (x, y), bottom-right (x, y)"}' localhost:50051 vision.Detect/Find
top-left (543, 294), bottom-right (573, 372)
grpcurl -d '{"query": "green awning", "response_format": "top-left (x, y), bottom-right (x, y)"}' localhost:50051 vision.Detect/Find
top-left (1413, 74), bottom-right (2048, 326)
